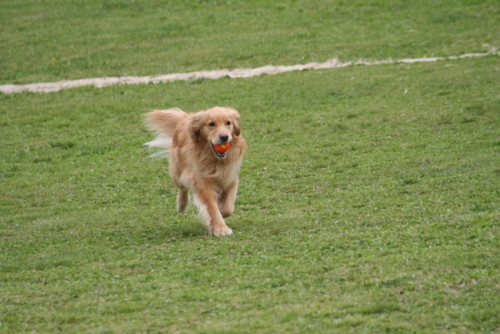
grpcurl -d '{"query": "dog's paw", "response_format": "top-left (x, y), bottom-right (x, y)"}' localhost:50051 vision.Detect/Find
top-left (211, 225), bottom-right (233, 237)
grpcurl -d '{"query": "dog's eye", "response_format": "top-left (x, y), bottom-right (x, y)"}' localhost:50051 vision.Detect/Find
top-left (226, 121), bottom-right (231, 126)
top-left (208, 122), bottom-right (215, 127)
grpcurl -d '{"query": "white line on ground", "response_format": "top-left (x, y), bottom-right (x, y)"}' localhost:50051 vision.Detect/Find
top-left (1, 50), bottom-right (498, 94)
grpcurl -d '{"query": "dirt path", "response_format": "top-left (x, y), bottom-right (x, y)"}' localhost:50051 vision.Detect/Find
top-left (1, 50), bottom-right (497, 94)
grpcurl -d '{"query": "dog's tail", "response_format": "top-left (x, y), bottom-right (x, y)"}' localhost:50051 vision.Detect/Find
top-left (143, 108), bottom-right (186, 158)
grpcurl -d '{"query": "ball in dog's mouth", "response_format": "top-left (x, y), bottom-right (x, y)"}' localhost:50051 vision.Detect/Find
top-left (211, 142), bottom-right (230, 158)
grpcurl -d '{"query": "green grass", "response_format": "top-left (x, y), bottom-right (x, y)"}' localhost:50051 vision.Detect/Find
top-left (1, 0), bottom-right (500, 331)
top-left (1, 0), bottom-right (500, 84)
top-left (1, 55), bottom-right (500, 332)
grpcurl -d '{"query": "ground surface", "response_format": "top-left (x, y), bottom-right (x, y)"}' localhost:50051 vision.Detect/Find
top-left (1, 0), bottom-right (499, 84)
top-left (1, 0), bottom-right (500, 333)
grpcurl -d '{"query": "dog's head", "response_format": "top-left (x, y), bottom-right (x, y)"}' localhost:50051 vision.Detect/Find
top-left (187, 107), bottom-right (242, 159)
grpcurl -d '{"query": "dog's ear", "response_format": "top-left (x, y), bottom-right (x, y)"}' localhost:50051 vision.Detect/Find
top-left (186, 112), bottom-right (205, 142)
top-left (229, 109), bottom-right (241, 137)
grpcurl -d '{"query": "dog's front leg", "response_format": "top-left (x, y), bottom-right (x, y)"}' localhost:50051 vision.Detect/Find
top-left (194, 189), bottom-right (233, 236)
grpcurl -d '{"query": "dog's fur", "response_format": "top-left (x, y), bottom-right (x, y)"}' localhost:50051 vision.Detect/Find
top-left (144, 107), bottom-right (247, 236)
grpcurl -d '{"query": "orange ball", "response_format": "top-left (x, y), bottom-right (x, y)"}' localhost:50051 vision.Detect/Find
top-left (213, 142), bottom-right (231, 153)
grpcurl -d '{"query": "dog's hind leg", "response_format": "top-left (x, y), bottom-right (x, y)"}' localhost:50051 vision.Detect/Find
top-left (176, 188), bottom-right (189, 213)
top-left (219, 181), bottom-right (238, 218)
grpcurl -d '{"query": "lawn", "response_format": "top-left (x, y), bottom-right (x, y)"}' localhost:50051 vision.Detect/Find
top-left (1, 0), bottom-right (500, 333)
top-left (2, 55), bottom-right (500, 332)
top-left (1, 0), bottom-right (499, 84)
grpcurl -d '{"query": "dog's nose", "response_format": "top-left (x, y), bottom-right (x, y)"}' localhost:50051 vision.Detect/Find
top-left (219, 134), bottom-right (229, 143)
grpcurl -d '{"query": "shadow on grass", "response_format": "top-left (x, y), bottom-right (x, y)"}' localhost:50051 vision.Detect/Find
top-left (179, 222), bottom-right (207, 238)
top-left (131, 217), bottom-right (208, 242)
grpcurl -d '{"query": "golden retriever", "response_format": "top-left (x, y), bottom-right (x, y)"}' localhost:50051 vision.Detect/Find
top-left (144, 107), bottom-right (247, 236)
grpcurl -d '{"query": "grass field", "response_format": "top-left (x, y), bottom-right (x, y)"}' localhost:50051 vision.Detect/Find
top-left (1, 0), bottom-right (500, 84)
top-left (2, 0), bottom-right (500, 333)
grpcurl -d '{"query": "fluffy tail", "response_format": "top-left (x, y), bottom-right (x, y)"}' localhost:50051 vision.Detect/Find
top-left (143, 108), bottom-right (186, 158)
